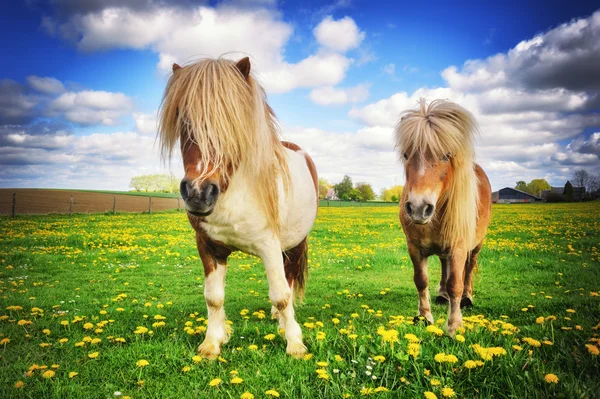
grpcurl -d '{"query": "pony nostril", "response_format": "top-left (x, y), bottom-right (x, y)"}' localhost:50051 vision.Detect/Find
top-left (423, 203), bottom-right (435, 218)
top-left (180, 180), bottom-right (192, 201)
top-left (405, 202), bottom-right (413, 216)
top-left (207, 183), bottom-right (219, 199)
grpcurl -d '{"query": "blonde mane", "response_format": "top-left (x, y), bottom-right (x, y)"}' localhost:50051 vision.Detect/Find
top-left (158, 58), bottom-right (290, 234)
top-left (394, 98), bottom-right (479, 248)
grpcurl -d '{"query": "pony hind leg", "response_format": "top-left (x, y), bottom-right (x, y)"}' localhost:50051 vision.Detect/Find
top-left (435, 257), bottom-right (450, 305)
top-left (262, 240), bottom-right (306, 359)
top-left (271, 237), bottom-right (308, 332)
top-left (461, 243), bottom-right (482, 308)
top-left (408, 242), bottom-right (434, 324)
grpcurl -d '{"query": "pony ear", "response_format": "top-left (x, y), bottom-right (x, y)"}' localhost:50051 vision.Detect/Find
top-left (235, 57), bottom-right (251, 80)
top-left (172, 63), bottom-right (182, 73)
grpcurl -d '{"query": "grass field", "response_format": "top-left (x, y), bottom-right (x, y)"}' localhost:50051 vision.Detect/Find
top-left (0, 203), bottom-right (599, 398)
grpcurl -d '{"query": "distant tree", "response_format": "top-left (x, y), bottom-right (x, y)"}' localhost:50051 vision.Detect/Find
top-left (355, 182), bottom-right (375, 201)
top-left (318, 178), bottom-right (331, 199)
top-left (563, 180), bottom-right (574, 201)
top-left (334, 175), bottom-right (353, 201)
top-left (589, 173), bottom-right (600, 193)
top-left (572, 169), bottom-right (590, 201)
top-left (515, 181), bottom-right (528, 192)
top-left (129, 174), bottom-right (179, 193)
top-left (382, 185), bottom-right (403, 202)
top-left (526, 179), bottom-right (551, 197)
top-left (348, 188), bottom-right (362, 201)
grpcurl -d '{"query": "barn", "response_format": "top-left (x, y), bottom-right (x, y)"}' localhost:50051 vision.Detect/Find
top-left (491, 187), bottom-right (542, 203)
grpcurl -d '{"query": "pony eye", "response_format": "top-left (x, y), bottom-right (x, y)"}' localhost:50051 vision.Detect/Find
top-left (442, 153), bottom-right (451, 161)
top-left (403, 153), bottom-right (408, 160)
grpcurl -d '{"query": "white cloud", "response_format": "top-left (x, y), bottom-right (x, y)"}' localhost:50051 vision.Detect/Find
top-left (134, 112), bottom-right (158, 135)
top-left (45, 5), bottom-right (366, 94)
top-left (49, 90), bottom-right (133, 125)
top-left (382, 63), bottom-right (395, 76)
top-left (314, 16), bottom-right (365, 52)
top-left (27, 76), bottom-right (66, 94)
top-left (309, 84), bottom-right (369, 106)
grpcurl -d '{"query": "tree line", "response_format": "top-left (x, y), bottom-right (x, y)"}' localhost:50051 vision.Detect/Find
top-left (129, 174), bottom-right (179, 193)
top-left (516, 169), bottom-right (600, 202)
top-left (319, 175), bottom-right (402, 202)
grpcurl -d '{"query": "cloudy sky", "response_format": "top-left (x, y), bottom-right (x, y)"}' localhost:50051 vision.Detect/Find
top-left (1, 0), bottom-right (599, 193)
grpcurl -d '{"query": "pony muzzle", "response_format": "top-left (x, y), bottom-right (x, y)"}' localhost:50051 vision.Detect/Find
top-left (405, 200), bottom-right (435, 224)
top-left (180, 178), bottom-right (220, 217)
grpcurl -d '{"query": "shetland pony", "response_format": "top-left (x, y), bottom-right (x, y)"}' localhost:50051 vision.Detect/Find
top-left (158, 57), bottom-right (318, 358)
top-left (394, 99), bottom-right (491, 335)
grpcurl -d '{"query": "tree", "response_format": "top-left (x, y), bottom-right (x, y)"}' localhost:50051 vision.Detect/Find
top-left (526, 179), bottom-right (551, 197)
top-left (355, 182), bottom-right (375, 201)
top-left (515, 181), bottom-right (527, 192)
top-left (382, 185), bottom-right (403, 202)
top-left (334, 175), bottom-right (353, 201)
top-left (563, 180), bottom-right (574, 200)
top-left (572, 169), bottom-right (589, 201)
top-left (129, 174), bottom-right (180, 193)
top-left (589, 173), bottom-right (600, 193)
top-left (318, 178), bottom-right (331, 199)
top-left (348, 188), bottom-right (362, 201)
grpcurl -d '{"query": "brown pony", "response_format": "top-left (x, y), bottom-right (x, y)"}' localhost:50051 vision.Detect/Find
top-left (394, 99), bottom-right (491, 335)
top-left (158, 57), bottom-right (318, 359)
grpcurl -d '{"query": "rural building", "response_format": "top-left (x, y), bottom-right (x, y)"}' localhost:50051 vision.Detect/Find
top-left (491, 187), bottom-right (542, 203)
top-left (325, 188), bottom-right (338, 200)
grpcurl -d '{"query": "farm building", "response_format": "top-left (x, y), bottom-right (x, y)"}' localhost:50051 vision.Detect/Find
top-left (491, 187), bottom-right (542, 203)
top-left (325, 188), bottom-right (339, 200)
top-left (541, 182), bottom-right (586, 201)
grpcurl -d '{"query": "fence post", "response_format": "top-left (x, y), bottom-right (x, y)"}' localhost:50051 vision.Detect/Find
top-left (177, 198), bottom-right (180, 211)
top-left (69, 194), bottom-right (73, 216)
top-left (113, 196), bottom-right (116, 215)
top-left (149, 196), bottom-right (152, 214)
top-left (12, 193), bottom-right (16, 217)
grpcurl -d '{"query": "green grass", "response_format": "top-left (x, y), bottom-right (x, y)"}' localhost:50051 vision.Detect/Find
top-left (0, 203), bottom-right (599, 398)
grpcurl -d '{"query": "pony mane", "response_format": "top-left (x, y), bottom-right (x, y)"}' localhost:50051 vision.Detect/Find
top-left (394, 98), bottom-right (480, 248)
top-left (158, 57), bottom-right (290, 234)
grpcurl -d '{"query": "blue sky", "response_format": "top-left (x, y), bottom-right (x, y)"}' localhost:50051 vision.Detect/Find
top-left (1, 0), bottom-right (599, 193)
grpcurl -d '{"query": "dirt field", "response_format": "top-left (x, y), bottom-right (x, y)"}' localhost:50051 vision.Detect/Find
top-left (0, 189), bottom-right (182, 215)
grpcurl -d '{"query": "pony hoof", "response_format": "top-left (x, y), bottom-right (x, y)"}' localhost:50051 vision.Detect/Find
top-left (413, 315), bottom-right (432, 325)
top-left (460, 297), bottom-right (473, 308)
top-left (435, 296), bottom-right (449, 305)
top-left (197, 341), bottom-right (221, 360)
top-left (286, 342), bottom-right (307, 359)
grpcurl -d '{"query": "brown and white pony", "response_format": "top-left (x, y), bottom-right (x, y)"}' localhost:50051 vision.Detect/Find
top-left (158, 57), bottom-right (318, 359)
top-left (394, 99), bottom-right (491, 336)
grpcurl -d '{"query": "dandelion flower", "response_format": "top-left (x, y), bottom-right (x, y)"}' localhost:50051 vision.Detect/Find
top-left (42, 370), bottom-right (55, 379)
top-left (430, 379), bottom-right (441, 386)
top-left (0, 338), bottom-right (10, 345)
top-left (585, 344), bottom-right (599, 355)
top-left (464, 360), bottom-right (477, 369)
top-left (317, 361), bottom-right (328, 367)
top-left (136, 359), bottom-right (149, 368)
top-left (231, 377), bottom-right (243, 384)
top-left (14, 381), bottom-right (24, 389)
top-left (424, 392), bottom-right (438, 399)
top-left (88, 352), bottom-right (99, 359)
top-left (441, 387), bottom-right (455, 397)
top-left (265, 389), bottom-right (280, 397)
top-left (544, 374), bottom-right (559, 384)
top-left (264, 334), bottom-right (276, 341)
top-left (209, 378), bottom-right (222, 387)
top-left (373, 356), bottom-right (385, 363)
top-left (248, 344), bottom-right (258, 351)
top-left (69, 372), bottom-right (78, 378)
top-left (240, 392), bottom-right (254, 399)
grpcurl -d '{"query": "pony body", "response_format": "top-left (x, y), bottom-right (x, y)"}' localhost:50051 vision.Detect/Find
top-left (395, 99), bottom-right (491, 335)
top-left (159, 57), bottom-right (317, 358)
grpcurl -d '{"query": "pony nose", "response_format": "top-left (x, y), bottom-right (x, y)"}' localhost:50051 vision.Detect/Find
top-left (199, 182), bottom-right (219, 203)
top-left (405, 201), bottom-right (435, 223)
top-left (180, 179), bottom-right (193, 201)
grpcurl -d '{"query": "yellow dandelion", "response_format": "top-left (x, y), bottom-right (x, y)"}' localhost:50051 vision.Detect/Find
top-left (430, 378), bottom-right (441, 386)
top-left (585, 344), bottom-right (599, 355)
top-left (264, 334), bottom-right (276, 341)
top-left (88, 352), bottom-right (99, 359)
top-left (14, 381), bottom-right (25, 389)
top-left (83, 322), bottom-right (94, 330)
top-left (544, 374), bottom-right (559, 384)
top-left (69, 372), bottom-right (78, 378)
top-left (441, 387), bottom-right (455, 397)
top-left (240, 392), bottom-right (255, 399)
top-left (265, 389), bottom-right (280, 397)
top-left (136, 359), bottom-right (149, 368)
top-left (192, 355), bottom-right (202, 363)
top-left (209, 378), bottom-right (222, 387)
top-left (317, 361), bottom-right (328, 367)
top-left (231, 377), bottom-right (243, 384)
top-left (424, 392), bottom-right (438, 399)
top-left (536, 316), bottom-right (544, 324)
top-left (373, 356), bottom-right (385, 363)
top-left (0, 338), bottom-right (10, 345)
top-left (464, 360), bottom-right (477, 369)
top-left (42, 370), bottom-right (55, 379)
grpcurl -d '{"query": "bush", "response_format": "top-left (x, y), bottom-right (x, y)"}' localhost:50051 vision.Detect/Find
top-left (545, 192), bottom-right (565, 202)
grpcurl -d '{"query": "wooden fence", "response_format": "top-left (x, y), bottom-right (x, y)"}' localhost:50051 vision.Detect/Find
top-left (0, 189), bottom-right (181, 216)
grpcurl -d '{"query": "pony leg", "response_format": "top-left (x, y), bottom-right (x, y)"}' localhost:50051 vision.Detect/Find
top-left (436, 257), bottom-right (450, 304)
top-left (198, 263), bottom-right (229, 359)
top-left (446, 248), bottom-right (468, 336)
top-left (408, 242), bottom-right (434, 324)
top-left (461, 244), bottom-right (482, 308)
top-left (261, 242), bottom-right (305, 359)
top-left (195, 234), bottom-right (231, 360)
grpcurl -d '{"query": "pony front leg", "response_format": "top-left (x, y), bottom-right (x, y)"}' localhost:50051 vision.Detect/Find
top-left (446, 248), bottom-right (468, 336)
top-left (261, 244), bottom-right (305, 358)
top-left (408, 242), bottom-right (434, 324)
top-left (198, 263), bottom-right (229, 359)
top-left (436, 257), bottom-right (450, 304)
